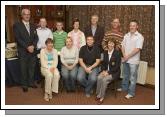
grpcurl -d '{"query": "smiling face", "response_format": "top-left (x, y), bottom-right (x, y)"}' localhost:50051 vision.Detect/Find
top-left (21, 9), bottom-right (31, 22)
top-left (86, 36), bottom-right (94, 47)
top-left (46, 42), bottom-right (53, 50)
top-left (73, 21), bottom-right (79, 30)
top-left (91, 15), bottom-right (98, 25)
top-left (39, 18), bottom-right (47, 28)
top-left (45, 38), bottom-right (54, 51)
top-left (66, 37), bottom-right (73, 49)
top-left (108, 41), bottom-right (115, 51)
top-left (111, 18), bottom-right (120, 29)
top-left (129, 22), bottom-right (138, 33)
top-left (56, 22), bottom-right (63, 31)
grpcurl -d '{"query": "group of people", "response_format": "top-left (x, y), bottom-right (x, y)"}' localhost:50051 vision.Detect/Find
top-left (13, 8), bottom-right (144, 104)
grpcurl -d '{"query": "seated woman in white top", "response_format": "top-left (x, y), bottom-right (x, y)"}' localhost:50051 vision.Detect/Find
top-left (40, 38), bottom-right (60, 101)
top-left (60, 37), bottom-right (79, 92)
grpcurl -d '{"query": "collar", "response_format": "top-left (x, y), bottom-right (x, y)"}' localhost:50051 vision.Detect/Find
top-left (128, 31), bottom-right (139, 36)
top-left (38, 27), bottom-right (47, 30)
top-left (91, 25), bottom-right (97, 29)
top-left (56, 30), bottom-right (64, 34)
top-left (72, 29), bottom-right (80, 33)
top-left (22, 20), bottom-right (29, 26)
top-left (108, 49), bottom-right (114, 55)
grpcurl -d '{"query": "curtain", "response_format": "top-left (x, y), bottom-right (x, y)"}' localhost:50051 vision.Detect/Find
top-left (67, 5), bottom-right (155, 67)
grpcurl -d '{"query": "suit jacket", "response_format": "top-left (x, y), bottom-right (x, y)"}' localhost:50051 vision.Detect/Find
top-left (13, 21), bottom-right (38, 57)
top-left (84, 25), bottom-right (104, 51)
top-left (101, 49), bottom-right (121, 79)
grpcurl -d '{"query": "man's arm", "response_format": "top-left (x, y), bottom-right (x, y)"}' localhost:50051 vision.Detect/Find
top-left (121, 45), bottom-right (126, 57)
top-left (90, 59), bottom-right (101, 70)
top-left (79, 58), bottom-right (87, 70)
top-left (127, 48), bottom-right (140, 58)
top-left (13, 23), bottom-right (28, 49)
top-left (123, 48), bottom-right (140, 62)
top-left (32, 27), bottom-right (39, 49)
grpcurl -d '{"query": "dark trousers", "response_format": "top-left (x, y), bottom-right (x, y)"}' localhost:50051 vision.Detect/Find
top-left (35, 49), bottom-right (42, 82)
top-left (19, 56), bottom-right (36, 88)
top-left (57, 56), bottom-right (61, 72)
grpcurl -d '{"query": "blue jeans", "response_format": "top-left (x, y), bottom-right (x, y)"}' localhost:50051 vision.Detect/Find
top-left (77, 66), bottom-right (99, 94)
top-left (61, 65), bottom-right (78, 91)
top-left (121, 62), bottom-right (139, 96)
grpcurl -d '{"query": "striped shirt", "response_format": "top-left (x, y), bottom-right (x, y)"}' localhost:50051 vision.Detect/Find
top-left (53, 30), bottom-right (67, 52)
top-left (102, 30), bottom-right (123, 51)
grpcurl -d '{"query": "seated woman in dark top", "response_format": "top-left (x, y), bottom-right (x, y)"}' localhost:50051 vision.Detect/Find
top-left (77, 36), bottom-right (101, 98)
top-left (95, 39), bottom-right (121, 104)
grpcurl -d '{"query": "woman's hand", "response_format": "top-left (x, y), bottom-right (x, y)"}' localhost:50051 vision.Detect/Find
top-left (67, 65), bottom-right (74, 70)
top-left (100, 71), bottom-right (106, 77)
top-left (50, 67), bottom-right (55, 73)
top-left (103, 71), bottom-right (109, 77)
top-left (100, 71), bottom-right (109, 77)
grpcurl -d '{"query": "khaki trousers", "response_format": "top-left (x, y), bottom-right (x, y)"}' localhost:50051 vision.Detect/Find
top-left (41, 68), bottom-right (60, 94)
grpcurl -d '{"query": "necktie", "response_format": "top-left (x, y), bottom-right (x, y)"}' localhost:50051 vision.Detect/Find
top-left (25, 23), bottom-right (30, 34)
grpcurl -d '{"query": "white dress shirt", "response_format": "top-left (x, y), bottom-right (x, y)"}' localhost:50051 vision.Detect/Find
top-left (108, 49), bottom-right (114, 71)
top-left (22, 20), bottom-right (30, 34)
top-left (36, 27), bottom-right (53, 49)
top-left (121, 31), bottom-right (144, 64)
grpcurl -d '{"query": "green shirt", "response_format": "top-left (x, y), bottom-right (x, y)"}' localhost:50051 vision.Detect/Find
top-left (53, 30), bottom-right (67, 52)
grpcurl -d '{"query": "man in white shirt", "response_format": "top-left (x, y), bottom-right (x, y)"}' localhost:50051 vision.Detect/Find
top-left (117, 20), bottom-right (144, 99)
top-left (36, 17), bottom-right (53, 53)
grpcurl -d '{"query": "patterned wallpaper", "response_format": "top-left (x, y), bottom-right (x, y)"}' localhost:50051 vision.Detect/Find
top-left (67, 5), bottom-right (155, 67)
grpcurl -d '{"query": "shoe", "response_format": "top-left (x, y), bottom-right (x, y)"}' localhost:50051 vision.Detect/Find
top-left (97, 99), bottom-right (104, 105)
top-left (44, 98), bottom-right (49, 101)
top-left (95, 97), bottom-right (100, 101)
top-left (22, 87), bottom-right (28, 92)
top-left (44, 93), bottom-right (49, 101)
top-left (117, 88), bottom-right (122, 92)
top-left (29, 85), bottom-right (37, 88)
top-left (125, 94), bottom-right (133, 99)
top-left (48, 93), bottom-right (52, 99)
top-left (86, 93), bottom-right (91, 98)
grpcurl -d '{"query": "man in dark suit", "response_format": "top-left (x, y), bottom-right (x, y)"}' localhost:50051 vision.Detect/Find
top-left (84, 15), bottom-right (104, 52)
top-left (13, 8), bottom-right (38, 92)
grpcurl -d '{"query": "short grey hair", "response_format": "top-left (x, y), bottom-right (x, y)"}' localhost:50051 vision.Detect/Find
top-left (21, 8), bottom-right (30, 16)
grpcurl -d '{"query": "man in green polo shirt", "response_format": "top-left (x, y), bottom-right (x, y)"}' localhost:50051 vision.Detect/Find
top-left (53, 21), bottom-right (67, 53)
top-left (53, 21), bottom-right (67, 71)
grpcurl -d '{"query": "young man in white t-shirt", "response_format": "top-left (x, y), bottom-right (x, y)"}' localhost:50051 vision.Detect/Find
top-left (117, 20), bottom-right (144, 99)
